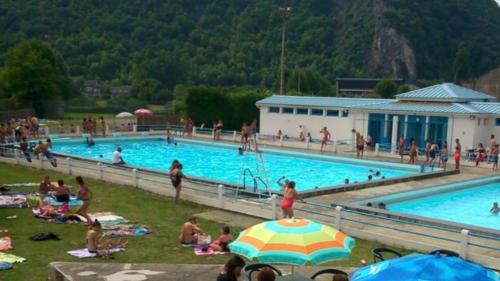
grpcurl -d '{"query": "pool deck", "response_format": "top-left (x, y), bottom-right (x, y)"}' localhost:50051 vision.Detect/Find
top-left (48, 262), bottom-right (355, 281)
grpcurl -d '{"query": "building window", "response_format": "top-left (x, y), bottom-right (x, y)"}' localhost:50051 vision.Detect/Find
top-left (496, 118), bottom-right (500, 126)
top-left (311, 109), bottom-right (324, 116)
top-left (326, 110), bottom-right (339, 117)
top-left (282, 107), bottom-right (294, 114)
top-left (342, 110), bottom-right (349, 117)
top-left (296, 108), bottom-right (308, 115)
top-left (268, 107), bottom-right (280, 113)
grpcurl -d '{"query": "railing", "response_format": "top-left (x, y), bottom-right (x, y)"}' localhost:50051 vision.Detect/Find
top-left (1, 137), bottom-right (499, 269)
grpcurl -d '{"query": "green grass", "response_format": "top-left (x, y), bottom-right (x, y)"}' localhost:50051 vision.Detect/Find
top-left (0, 163), bottom-right (409, 280)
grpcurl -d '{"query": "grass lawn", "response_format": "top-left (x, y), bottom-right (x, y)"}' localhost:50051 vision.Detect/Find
top-left (0, 163), bottom-right (408, 280)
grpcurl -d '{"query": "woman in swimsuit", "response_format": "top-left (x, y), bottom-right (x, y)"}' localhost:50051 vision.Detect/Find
top-left (454, 138), bottom-right (461, 170)
top-left (87, 219), bottom-right (127, 257)
top-left (209, 226), bottom-right (232, 252)
top-left (280, 181), bottom-right (303, 218)
top-left (169, 160), bottom-right (188, 204)
top-left (75, 176), bottom-right (92, 225)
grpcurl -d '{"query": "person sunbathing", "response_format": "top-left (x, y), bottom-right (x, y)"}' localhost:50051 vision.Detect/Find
top-left (35, 199), bottom-right (60, 217)
top-left (209, 226), bottom-right (232, 252)
top-left (179, 217), bottom-right (203, 244)
top-left (87, 220), bottom-right (128, 258)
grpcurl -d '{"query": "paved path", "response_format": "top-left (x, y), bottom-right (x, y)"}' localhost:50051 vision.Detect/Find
top-left (49, 262), bottom-right (356, 281)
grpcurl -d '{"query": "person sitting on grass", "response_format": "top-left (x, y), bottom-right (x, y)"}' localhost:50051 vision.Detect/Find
top-left (39, 176), bottom-right (55, 195)
top-left (257, 267), bottom-right (276, 281)
top-left (209, 226), bottom-right (232, 252)
top-left (216, 255), bottom-right (246, 281)
top-left (87, 219), bottom-right (128, 258)
top-left (179, 217), bottom-right (204, 245)
top-left (54, 179), bottom-right (71, 203)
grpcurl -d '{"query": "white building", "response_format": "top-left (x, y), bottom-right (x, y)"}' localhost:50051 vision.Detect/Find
top-left (256, 83), bottom-right (500, 150)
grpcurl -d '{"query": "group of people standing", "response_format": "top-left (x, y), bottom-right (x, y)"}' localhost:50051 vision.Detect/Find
top-left (0, 116), bottom-right (39, 144)
top-left (398, 134), bottom-right (498, 171)
top-left (82, 117), bottom-right (106, 136)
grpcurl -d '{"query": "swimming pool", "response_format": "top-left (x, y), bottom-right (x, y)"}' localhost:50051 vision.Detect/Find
top-left (359, 176), bottom-right (500, 231)
top-left (51, 137), bottom-right (423, 192)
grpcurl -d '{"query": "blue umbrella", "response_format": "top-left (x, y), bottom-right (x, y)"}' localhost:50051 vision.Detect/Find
top-left (351, 253), bottom-right (499, 281)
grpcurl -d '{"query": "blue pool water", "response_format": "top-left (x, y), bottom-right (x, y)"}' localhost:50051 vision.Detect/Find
top-left (52, 138), bottom-right (416, 192)
top-left (390, 183), bottom-right (500, 230)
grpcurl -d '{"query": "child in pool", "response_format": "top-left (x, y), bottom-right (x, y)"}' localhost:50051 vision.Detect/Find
top-left (490, 202), bottom-right (499, 214)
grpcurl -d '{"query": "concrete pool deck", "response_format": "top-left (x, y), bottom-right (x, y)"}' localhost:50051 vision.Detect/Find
top-left (48, 262), bottom-right (356, 281)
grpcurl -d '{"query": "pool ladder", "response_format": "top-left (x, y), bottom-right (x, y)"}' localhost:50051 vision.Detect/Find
top-left (238, 168), bottom-right (269, 199)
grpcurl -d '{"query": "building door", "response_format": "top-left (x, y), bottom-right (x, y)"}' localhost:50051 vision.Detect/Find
top-left (407, 115), bottom-right (426, 148)
top-left (368, 113), bottom-right (385, 144)
top-left (428, 116), bottom-right (448, 147)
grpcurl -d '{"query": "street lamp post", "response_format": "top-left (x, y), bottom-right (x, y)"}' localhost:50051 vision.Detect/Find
top-left (279, 6), bottom-right (292, 96)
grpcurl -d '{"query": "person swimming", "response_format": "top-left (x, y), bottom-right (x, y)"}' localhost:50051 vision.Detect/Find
top-left (86, 136), bottom-right (95, 147)
top-left (490, 202), bottom-right (499, 214)
top-left (238, 147), bottom-right (244, 155)
top-left (368, 175), bottom-right (373, 181)
top-left (344, 178), bottom-right (349, 184)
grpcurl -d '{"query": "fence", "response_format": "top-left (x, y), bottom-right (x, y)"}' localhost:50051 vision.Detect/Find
top-left (0, 145), bottom-right (498, 270)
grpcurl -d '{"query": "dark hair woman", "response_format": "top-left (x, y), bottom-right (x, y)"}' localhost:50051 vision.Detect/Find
top-left (216, 255), bottom-right (246, 281)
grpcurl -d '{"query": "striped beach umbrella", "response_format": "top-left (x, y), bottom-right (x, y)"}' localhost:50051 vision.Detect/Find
top-left (229, 218), bottom-right (355, 266)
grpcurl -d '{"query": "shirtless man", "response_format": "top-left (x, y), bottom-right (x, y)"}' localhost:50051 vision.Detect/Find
top-left (179, 217), bottom-right (203, 244)
top-left (352, 129), bottom-right (362, 157)
top-left (31, 117), bottom-right (39, 139)
top-left (39, 176), bottom-right (54, 195)
top-left (320, 127), bottom-right (331, 152)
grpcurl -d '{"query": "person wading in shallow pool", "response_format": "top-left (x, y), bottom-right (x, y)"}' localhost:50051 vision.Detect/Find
top-left (169, 160), bottom-right (189, 204)
top-left (280, 181), bottom-right (304, 218)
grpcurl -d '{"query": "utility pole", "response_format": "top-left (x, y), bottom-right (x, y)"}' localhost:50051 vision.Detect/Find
top-left (279, 6), bottom-right (292, 96)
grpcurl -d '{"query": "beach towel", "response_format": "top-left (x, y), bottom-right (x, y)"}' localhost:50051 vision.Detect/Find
top-left (0, 194), bottom-right (27, 208)
top-left (67, 248), bottom-right (124, 258)
top-left (84, 214), bottom-right (128, 226)
top-left (0, 237), bottom-right (13, 251)
top-left (0, 262), bottom-right (12, 270)
top-left (0, 253), bottom-right (26, 263)
top-left (43, 195), bottom-right (83, 207)
top-left (103, 227), bottom-right (151, 238)
top-left (194, 246), bottom-right (229, 256)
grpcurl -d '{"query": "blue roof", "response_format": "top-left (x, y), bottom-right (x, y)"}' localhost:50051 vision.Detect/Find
top-left (256, 95), bottom-right (393, 108)
top-left (355, 102), bottom-right (483, 114)
top-left (256, 84), bottom-right (500, 115)
top-left (469, 102), bottom-right (500, 114)
top-left (396, 83), bottom-right (494, 102)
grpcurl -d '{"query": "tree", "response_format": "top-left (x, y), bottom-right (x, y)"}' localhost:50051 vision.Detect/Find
top-left (1, 40), bottom-right (71, 117)
top-left (374, 79), bottom-right (398, 98)
top-left (453, 42), bottom-right (468, 84)
top-left (397, 84), bottom-right (410, 94)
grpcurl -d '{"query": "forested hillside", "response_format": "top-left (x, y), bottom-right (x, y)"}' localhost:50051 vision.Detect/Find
top-left (0, 0), bottom-right (499, 97)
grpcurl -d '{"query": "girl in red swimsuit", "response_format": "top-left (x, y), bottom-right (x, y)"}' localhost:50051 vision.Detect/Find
top-left (280, 181), bottom-right (303, 218)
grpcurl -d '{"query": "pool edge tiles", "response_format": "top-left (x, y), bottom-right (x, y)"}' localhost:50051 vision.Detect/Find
top-left (50, 136), bottom-right (451, 197)
top-left (346, 176), bottom-right (500, 233)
